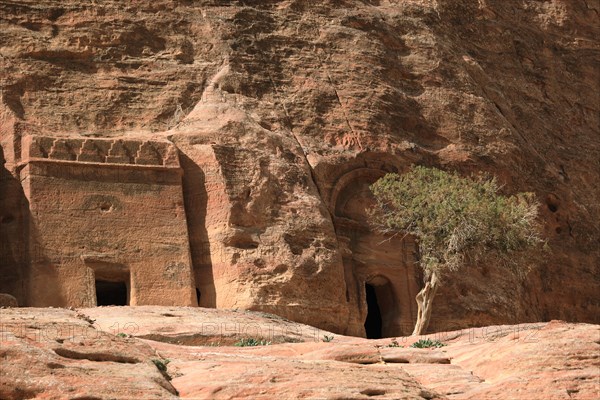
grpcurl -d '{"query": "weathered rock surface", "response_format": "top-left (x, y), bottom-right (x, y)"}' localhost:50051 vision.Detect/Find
top-left (0, 0), bottom-right (598, 335)
top-left (0, 294), bottom-right (17, 307)
top-left (1, 307), bottom-right (598, 399)
top-left (82, 305), bottom-right (326, 346)
top-left (0, 308), bottom-right (178, 399)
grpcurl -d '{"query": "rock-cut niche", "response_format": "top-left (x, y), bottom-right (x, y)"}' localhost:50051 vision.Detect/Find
top-left (330, 167), bottom-right (420, 338)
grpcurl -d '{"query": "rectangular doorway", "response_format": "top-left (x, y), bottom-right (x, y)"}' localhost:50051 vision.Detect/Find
top-left (95, 279), bottom-right (129, 306)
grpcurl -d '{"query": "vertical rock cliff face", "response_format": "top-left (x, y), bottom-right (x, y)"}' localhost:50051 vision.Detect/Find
top-left (0, 144), bottom-right (28, 305)
top-left (1, 0), bottom-right (598, 334)
top-left (172, 94), bottom-right (351, 332)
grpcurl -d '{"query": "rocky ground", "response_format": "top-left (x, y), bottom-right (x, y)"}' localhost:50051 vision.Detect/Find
top-left (1, 0), bottom-right (598, 333)
top-left (1, 307), bottom-right (598, 399)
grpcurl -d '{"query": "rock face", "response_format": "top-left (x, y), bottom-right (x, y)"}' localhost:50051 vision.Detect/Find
top-left (0, 0), bottom-right (598, 336)
top-left (0, 293), bottom-right (18, 307)
top-left (1, 307), bottom-right (599, 399)
top-left (19, 135), bottom-right (196, 308)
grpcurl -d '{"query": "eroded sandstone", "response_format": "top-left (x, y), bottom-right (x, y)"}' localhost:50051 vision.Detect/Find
top-left (1, 307), bottom-right (598, 399)
top-left (0, 0), bottom-right (598, 338)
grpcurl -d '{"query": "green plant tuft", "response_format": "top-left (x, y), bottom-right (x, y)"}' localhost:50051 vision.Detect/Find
top-left (410, 339), bottom-right (446, 348)
top-left (151, 358), bottom-right (172, 381)
top-left (234, 338), bottom-right (271, 347)
top-left (151, 358), bottom-right (170, 372)
top-left (322, 335), bottom-right (335, 342)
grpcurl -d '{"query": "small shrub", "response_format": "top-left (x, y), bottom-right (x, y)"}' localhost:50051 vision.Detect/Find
top-left (234, 338), bottom-right (271, 347)
top-left (151, 358), bottom-right (172, 381)
top-left (387, 339), bottom-right (402, 348)
top-left (116, 333), bottom-right (128, 338)
top-left (152, 358), bottom-right (170, 372)
top-left (410, 339), bottom-right (446, 349)
top-left (323, 335), bottom-right (334, 342)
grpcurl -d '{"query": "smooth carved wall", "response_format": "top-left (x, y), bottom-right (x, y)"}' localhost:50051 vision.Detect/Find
top-left (18, 135), bottom-right (196, 307)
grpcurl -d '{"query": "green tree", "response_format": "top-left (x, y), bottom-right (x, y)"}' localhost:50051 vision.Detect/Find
top-left (369, 166), bottom-right (543, 335)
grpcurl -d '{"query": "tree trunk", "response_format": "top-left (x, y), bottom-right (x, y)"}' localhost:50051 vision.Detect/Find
top-left (412, 272), bottom-right (440, 336)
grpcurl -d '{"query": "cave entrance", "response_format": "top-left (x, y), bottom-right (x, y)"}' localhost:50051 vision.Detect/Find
top-left (95, 280), bottom-right (128, 306)
top-left (364, 283), bottom-right (382, 339)
top-left (364, 276), bottom-right (396, 339)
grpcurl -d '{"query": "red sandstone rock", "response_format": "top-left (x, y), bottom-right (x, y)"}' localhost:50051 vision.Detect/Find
top-left (0, 308), bottom-right (178, 399)
top-left (0, 0), bottom-right (598, 339)
top-left (83, 305), bottom-right (327, 345)
top-left (441, 321), bottom-right (600, 399)
top-left (1, 308), bottom-right (598, 399)
top-left (0, 294), bottom-right (17, 307)
top-left (379, 348), bottom-right (451, 364)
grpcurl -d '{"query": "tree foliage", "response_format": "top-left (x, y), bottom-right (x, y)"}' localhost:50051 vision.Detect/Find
top-left (369, 166), bottom-right (543, 334)
top-left (370, 166), bottom-right (542, 279)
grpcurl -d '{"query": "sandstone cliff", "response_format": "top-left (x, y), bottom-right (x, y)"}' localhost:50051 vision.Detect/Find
top-left (0, 1), bottom-right (598, 335)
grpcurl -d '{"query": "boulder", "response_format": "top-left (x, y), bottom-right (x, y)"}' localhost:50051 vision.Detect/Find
top-left (0, 293), bottom-right (18, 307)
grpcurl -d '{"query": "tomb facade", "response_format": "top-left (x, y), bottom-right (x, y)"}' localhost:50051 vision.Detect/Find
top-left (14, 135), bottom-right (196, 307)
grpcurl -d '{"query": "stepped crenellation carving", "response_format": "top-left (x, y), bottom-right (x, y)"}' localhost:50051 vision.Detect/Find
top-left (135, 141), bottom-right (163, 166)
top-left (23, 136), bottom-right (180, 168)
top-left (48, 138), bottom-right (79, 161)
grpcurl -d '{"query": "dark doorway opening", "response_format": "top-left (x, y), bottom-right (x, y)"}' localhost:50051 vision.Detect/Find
top-left (364, 283), bottom-right (382, 339)
top-left (96, 280), bottom-right (128, 306)
top-left (196, 288), bottom-right (201, 306)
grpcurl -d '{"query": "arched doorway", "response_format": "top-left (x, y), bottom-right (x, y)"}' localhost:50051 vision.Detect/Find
top-left (327, 162), bottom-right (419, 337)
top-left (364, 276), bottom-right (397, 338)
top-left (364, 283), bottom-right (382, 338)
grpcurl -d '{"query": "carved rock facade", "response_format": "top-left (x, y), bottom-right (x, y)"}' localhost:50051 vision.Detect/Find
top-left (3, 135), bottom-right (195, 308)
top-left (0, 1), bottom-right (598, 336)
